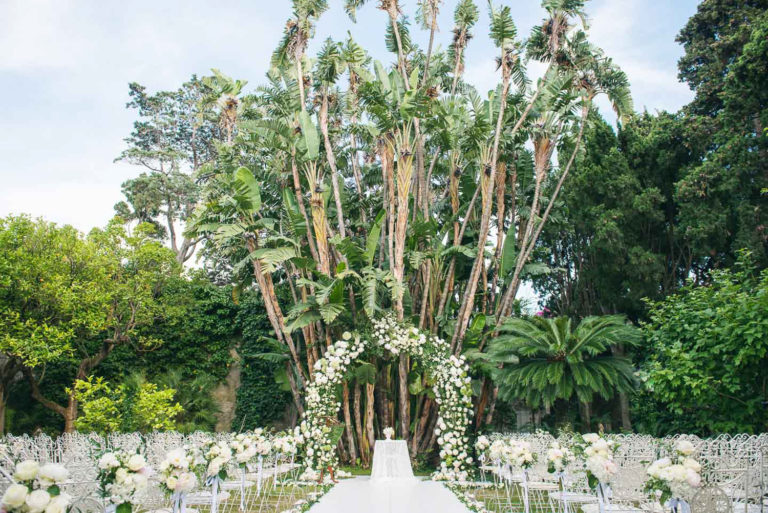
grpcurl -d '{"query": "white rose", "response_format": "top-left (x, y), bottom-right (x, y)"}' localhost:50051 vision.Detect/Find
top-left (685, 469), bottom-right (701, 488)
top-left (582, 433), bottom-right (600, 444)
top-left (176, 473), bottom-right (197, 492)
top-left (2, 484), bottom-right (29, 509)
top-left (44, 494), bottom-right (70, 513)
top-left (682, 458), bottom-right (701, 472)
top-left (675, 440), bottom-right (695, 456)
top-left (133, 473), bottom-right (148, 490)
top-left (25, 490), bottom-right (51, 513)
top-left (38, 464), bottom-right (69, 486)
top-left (115, 468), bottom-right (129, 484)
top-left (99, 453), bottom-right (120, 470)
top-left (165, 476), bottom-right (178, 490)
top-left (14, 460), bottom-right (40, 481)
top-left (127, 454), bottom-right (146, 472)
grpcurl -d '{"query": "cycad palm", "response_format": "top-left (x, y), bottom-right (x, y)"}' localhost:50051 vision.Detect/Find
top-left (486, 315), bottom-right (640, 425)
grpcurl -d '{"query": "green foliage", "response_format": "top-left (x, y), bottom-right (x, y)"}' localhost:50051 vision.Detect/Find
top-left (233, 294), bottom-right (290, 430)
top-left (640, 254), bottom-right (768, 434)
top-left (70, 376), bottom-right (182, 434)
top-left (485, 315), bottom-right (641, 407)
top-left (69, 377), bottom-right (122, 433)
top-left (0, 215), bottom-right (113, 367)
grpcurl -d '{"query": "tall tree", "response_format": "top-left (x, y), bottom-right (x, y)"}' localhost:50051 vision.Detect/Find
top-left (0, 216), bottom-right (181, 432)
top-left (115, 78), bottom-right (222, 263)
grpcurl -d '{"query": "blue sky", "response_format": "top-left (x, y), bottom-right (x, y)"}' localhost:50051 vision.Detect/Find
top-left (0, 0), bottom-right (699, 234)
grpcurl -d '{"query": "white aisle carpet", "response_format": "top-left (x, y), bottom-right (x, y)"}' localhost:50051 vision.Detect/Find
top-left (309, 476), bottom-right (471, 513)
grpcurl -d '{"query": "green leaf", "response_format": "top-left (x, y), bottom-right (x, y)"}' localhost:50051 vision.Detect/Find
top-left (299, 110), bottom-right (320, 160)
top-left (319, 302), bottom-right (345, 324)
top-left (499, 232), bottom-right (517, 279)
top-left (374, 60), bottom-right (391, 93)
top-left (355, 363), bottom-right (377, 384)
top-left (364, 210), bottom-right (386, 266)
top-left (116, 503), bottom-right (132, 513)
top-left (234, 166), bottom-right (262, 212)
top-left (286, 311), bottom-right (322, 333)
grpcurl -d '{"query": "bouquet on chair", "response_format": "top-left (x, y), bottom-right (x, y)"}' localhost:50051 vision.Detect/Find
top-left (503, 439), bottom-right (536, 470)
top-left (96, 450), bottom-right (150, 513)
top-left (575, 433), bottom-right (618, 489)
top-left (546, 441), bottom-right (574, 475)
top-left (1, 460), bottom-right (70, 513)
top-left (383, 427), bottom-right (395, 440)
top-left (158, 447), bottom-right (198, 513)
top-left (644, 440), bottom-right (701, 511)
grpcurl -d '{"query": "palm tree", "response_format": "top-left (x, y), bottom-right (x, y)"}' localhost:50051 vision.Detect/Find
top-left (485, 315), bottom-right (640, 429)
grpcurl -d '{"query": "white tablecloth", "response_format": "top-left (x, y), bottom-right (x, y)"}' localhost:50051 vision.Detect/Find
top-left (370, 440), bottom-right (415, 482)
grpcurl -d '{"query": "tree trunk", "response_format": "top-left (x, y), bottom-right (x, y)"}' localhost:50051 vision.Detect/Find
top-left (579, 401), bottom-right (592, 431)
top-left (397, 354), bottom-right (410, 443)
top-left (63, 395), bottom-right (78, 433)
top-left (365, 383), bottom-right (376, 459)
top-left (353, 382), bottom-right (368, 465)
top-left (342, 381), bottom-right (358, 463)
top-left (475, 378), bottom-right (491, 430)
top-left (319, 91), bottom-right (347, 238)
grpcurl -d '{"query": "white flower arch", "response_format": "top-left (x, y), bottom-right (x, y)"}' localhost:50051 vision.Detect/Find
top-left (297, 315), bottom-right (474, 481)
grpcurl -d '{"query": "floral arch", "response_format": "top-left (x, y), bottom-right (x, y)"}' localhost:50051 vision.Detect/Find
top-left (297, 315), bottom-right (474, 481)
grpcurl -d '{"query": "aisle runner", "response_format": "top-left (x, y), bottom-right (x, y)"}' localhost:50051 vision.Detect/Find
top-left (309, 476), bottom-right (471, 513)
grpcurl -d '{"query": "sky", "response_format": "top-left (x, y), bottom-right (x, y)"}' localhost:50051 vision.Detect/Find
top-left (0, 0), bottom-right (699, 235)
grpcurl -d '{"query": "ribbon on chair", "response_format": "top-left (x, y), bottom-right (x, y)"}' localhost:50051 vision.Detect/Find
top-left (256, 456), bottom-right (264, 494)
top-left (521, 469), bottom-right (531, 513)
top-left (205, 474), bottom-right (222, 513)
top-left (104, 504), bottom-right (117, 513)
top-left (239, 467), bottom-right (246, 511)
top-left (666, 498), bottom-right (691, 513)
top-left (556, 472), bottom-right (570, 513)
top-left (171, 492), bottom-right (186, 513)
top-left (596, 482), bottom-right (610, 513)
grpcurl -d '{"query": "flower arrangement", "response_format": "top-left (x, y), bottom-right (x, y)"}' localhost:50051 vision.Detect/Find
top-left (273, 430), bottom-right (301, 456)
top-left (503, 440), bottom-right (536, 469)
top-left (298, 316), bottom-right (473, 482)
top-left (574, 433), bottom-right (618, 488)
top-left (230, 432), bottom-right (265, 469)
top-left (446, 485), bottom-right (492, 513)
top-left (96, 451), bottom-right (150, 512)
top-left (197, 440), bottom-right (233, 480)
top-left (383, 427), bottom-right (395, 440)
top-left (546, 440), bottom-right (574, 474)
top-left (645, 440), bottom-right (702, 504)
top-left (299, 332), bottom-right (366, 472)
top-left (157, 448), bottom-right (198, 497)
top-left (488, 439), bottom-right (508, 464)
top-left (474, 436), bottom-right (490, 462)
top-left (1, 460), bottom-right (70, 513)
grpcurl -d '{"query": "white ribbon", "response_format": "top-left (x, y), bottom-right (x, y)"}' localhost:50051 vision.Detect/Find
top-left (239, 467), bottom-right (246, 511)
top-left (205, 475), bottom-right (221, 513)
top-left (256, 456), bottom-right (264, 494)
top-left (521, 469), bottom-right (531, 513)
top-left (596, 482), bottom-right (610, 513)
top-left (666, 498), bottom-right (691, 513)
top-left (557, 472), bottom-right (570, 513)
top-left (104, 504), bottom-right (117, 513)
top-left (170, 492), bottom-right (186, 513)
